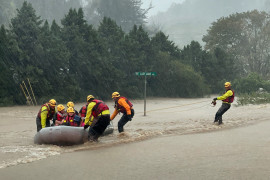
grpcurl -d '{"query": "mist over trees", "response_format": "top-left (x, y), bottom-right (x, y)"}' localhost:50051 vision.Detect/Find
top-left (203, 10), bottom-right (270, 77)
top-left (149, 0), bottom-right (270, 47)
top-left (1, 1), bottom-right (270, 106)
top-left (0, 0), bottom-right (79, 25)
top-left (84, 0), bottom-right (149, 32)
top-left (0, 1), bottom-right (211, 105)
top-left (0, 0), bottom-right (149, 32)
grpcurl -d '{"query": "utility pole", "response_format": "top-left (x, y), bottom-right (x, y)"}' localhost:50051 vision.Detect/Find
top-left (144, 74), bottom-right (147, 116)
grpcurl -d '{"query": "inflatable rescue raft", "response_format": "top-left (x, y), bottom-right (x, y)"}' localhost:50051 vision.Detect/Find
top-left (34, 123), bottom-right (114, 146)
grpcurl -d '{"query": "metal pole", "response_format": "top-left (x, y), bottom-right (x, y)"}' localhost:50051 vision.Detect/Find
top-left (27, 78), bottom-right (37, 106)
top-left (144, 75), bottom-right (147, 116)
top-left (22, 80), bottom-right (34, 106)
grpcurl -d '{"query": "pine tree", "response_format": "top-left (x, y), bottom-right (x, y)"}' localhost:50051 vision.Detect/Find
top-left (0, 25), bottom-right (22, 105)
top-left (151, 31), bottom-right (180, 58)
top-left (85, 0), bottom-right (148, 32)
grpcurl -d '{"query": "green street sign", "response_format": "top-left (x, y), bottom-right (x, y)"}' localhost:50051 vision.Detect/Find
top-left (135, 72), bottom-right (157, 76)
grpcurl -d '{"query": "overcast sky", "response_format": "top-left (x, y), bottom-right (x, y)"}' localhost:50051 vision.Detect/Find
top-left (142, 0), bottom-right (186, 17)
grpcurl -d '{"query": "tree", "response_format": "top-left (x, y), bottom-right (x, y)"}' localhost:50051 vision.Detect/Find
top-left (181, 41), bottom-right (206, 71)
top-left (9, 1), bottom-right (50, 100)
top-left (23, 0), bottom-right (82, 24)
top-left (180, 41), bottom-right (236, 92)
top-left (234, 72), bottom-right (270, 93)
top-left (0, 25), bottom-right (22, 105)
top-left (150, 52), bottom-right (209, 97)
top-left (37, 20), bottom-right (71, 101)
top-left (127, 25), bottom-right (153, 69)
top-left (85, 0), bottom-right (148, 32)
top-left (97, 17), bottom-right (126, 92)
top-left (203, 10), bottom-right (270, 77)
top-left (151, 31), bottom-right (180, 58)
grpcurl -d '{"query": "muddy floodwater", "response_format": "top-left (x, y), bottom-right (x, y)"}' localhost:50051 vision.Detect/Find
top-left (1, 97), bottom-right (270, 179)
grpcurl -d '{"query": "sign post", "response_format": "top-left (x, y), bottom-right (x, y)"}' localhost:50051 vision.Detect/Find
top-left (135, 72), bottom-right (157, 116)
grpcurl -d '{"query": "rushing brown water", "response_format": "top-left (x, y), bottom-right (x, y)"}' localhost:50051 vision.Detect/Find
top-left (0, 97), bottom-right (269, 169)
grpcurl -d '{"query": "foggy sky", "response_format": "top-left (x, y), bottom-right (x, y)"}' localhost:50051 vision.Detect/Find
top-left (142, 0), bottom-right (185, 17)
top-left (146, 0), bottom-right (269, 47)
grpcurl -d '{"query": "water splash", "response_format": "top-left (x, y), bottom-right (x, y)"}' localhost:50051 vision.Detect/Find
top-left (0, 145), bottom-right (61, 169)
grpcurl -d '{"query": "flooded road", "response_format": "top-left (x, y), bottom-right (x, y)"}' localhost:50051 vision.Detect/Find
top-left (1, 97), bottom-right (270, 179)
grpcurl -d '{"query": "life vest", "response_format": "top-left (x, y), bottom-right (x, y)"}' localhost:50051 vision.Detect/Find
top-left (115, 97), bottom-right (133, 113)
top-left (64, 114), bottom-right (79, 126)
top-left (80, 104), bottom-right (88, 118)
top-left (223, 89), bottom-right (235, 103)
top-left (91, 100), bottom-right (109, 117)
top-left (56, 112), bottom-right (65, 121)
top-left (37, 103), bottom-right (55, 120)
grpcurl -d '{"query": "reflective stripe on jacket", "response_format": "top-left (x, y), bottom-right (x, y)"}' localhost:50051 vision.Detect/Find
top-left (85, 100), bottom-right (110, 126)
top-left (217, 89), bottom-right (234, 104)
top-left (37, 103), bottom-right (55, 128)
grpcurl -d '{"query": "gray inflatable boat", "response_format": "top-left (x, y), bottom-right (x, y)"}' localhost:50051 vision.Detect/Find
top-left (34, 123), bottom-right (114, 146)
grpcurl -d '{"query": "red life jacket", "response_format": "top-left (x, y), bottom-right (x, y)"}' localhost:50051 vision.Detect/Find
top-left (115, 97), bottom-right (133, 113)
top-left (79, 104), bottom-right (88, 118)
top-left (37, 103), bottom-right (55, 120)
top-left (91, 100), bottom-right (109, 117)
top-left (65, 114), bottom-right (78, 126)
top-left (223, 89), bottom-right (235, 103)
top-left (56, 112), bottom-right (65, 121)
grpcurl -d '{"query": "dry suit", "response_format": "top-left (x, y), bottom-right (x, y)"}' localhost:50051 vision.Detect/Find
top-left (36, 103), bottom-right (55, 132)
top-left (111, 97), bottom-right (134, 133)
top-left (214, 89), bottom-right (235, 124)
top-left (85, 100), bottom-right (110, 141)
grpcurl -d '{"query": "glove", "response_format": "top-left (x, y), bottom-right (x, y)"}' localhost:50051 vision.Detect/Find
top-left (127, 115), bottom-right (132, 121)
top-left (84, 125), bottom-right (90, 129)
top-left (213, 98), bottom-right (217, 101)
top-left (211, 100), bottom-right (216, 106)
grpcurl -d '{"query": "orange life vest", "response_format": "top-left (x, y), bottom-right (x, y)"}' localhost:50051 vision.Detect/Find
top-left (115, 97), bottom-right (133, 113)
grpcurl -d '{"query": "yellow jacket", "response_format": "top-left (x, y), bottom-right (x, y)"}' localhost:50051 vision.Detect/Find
top-left (85, 101), bottom-right (110, 126)
top-left (40, 106), bottom-right (49, 128)
top-left (217, 90), bottom-right (234, 104)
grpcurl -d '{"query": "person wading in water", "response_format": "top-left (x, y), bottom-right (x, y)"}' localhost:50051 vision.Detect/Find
top-left (212, 82), bottom-right (235, 125)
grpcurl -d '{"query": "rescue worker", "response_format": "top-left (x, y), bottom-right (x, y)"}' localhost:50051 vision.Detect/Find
top-left (54, 104), bottom-right (66, 126)
top-left (67, 101), bottom-right (79, 115)
top-left (36, 99), bottom-right (57, 132)
top-left (110, 92), bottom-right (134, 133)
top-left (79, 95), bottom-right (91, 127)
top-left (212, 82), bottom-right (235, 125)
top-left (84, 95), bottom-right (110, 141)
